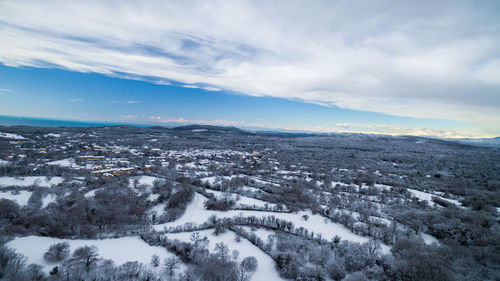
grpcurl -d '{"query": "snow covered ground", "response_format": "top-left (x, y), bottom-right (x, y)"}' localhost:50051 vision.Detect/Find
top-left (42, 194), bottom-right (57, 208)
top-left (420, 233), bottom-right (439, 245)
top-left (166, 229), bottom-right (285, 281)
top-left (0, 190), bottom-right (32, 206)
top-left (129, 176), bottom-right (163, 188)
top-left (6, 236), bottom-right (183, 274)
top-left (0, 176), bottom-right (64, 188)
top-left (154, 193), bottom-right (391, 253)
top-left (241, 226), bottom-right (275, 242)
top-left (46, 158), bottom-right (81, 169)
top-left (0, 132), bottom-right (26, 139)
top-left (84, 188), bottom-right (102, 198)
top-left (204, 189), bottom-right (278, 208)
top-left (407, 188), bottom-right (462, 207)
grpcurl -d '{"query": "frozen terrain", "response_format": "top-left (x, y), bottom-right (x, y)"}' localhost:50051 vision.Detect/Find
top-left (6, 236), bottom-right (183, 274)
top-left (0, 176), bottom-right (64, 187)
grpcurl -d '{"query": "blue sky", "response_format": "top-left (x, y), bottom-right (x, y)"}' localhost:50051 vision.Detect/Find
top-left (0, 64), bottom-right (466, 135)
top-left (0, 0), bottom-right (499, 137)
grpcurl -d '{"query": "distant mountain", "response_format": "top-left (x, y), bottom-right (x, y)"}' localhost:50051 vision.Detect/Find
top-left (170, 124), bottom-right (247, 133)
top-left (449, 137), bottom-right (500, 147)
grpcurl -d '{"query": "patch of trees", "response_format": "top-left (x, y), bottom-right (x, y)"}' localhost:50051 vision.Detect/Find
top-left (141, 232), bottom-right (258, 281)
top-left (0, 185), bottom-right (150, 238)
top-left (204, 195), bottom-right (236, 211)
top-left (164, 186), bottom-right (194, 222)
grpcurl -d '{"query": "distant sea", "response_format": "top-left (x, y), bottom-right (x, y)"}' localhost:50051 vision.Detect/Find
top-left (0, 115), bottom-right (136, 128)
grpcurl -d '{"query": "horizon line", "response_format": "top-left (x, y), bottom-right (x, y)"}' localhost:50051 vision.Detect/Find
top-left (0, 114), bottom-right (498, 140)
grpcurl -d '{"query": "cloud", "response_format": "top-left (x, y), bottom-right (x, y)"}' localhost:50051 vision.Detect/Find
top-left (0, 88), bottom-right (13, 95)
top-left (69, 98), bottom-right (84, 103)
top-left (150, 116), bottom-right (279, 129)
top-left (1, 0), bottom-right (500, 133)
top-left (109, 100), bottom-right (141, 104)
top-left (118, 115), bottom-right (138, 119)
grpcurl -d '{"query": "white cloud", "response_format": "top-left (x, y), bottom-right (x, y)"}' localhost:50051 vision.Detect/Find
top-left (0, 88), bottom-right (13, 96)
top-left (68, 98), bottom-right (84, 103)
top-left (1, 0), bottom-right (499, 133)
top-left (118, 115), bottom-right (138, 120)
top-left (109, 100), bottom-right (141, 104)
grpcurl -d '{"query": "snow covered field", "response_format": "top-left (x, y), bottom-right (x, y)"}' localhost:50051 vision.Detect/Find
top-left (0, 190), bottom-right (32, 205)
top-left (42, 194), bottom-right (57, 208)
top-left (129, 176), bottom-right (163, 188)
top-left (407, 188), bottom-right (462, 207)
top-left (154, 193), bottom-right (391, 253)
top-left (204, 189), bottom-right (278, 208)
top-left (6, 236), bottom-right (182, 273)
top-left (0, 176), bottom-right (64, 188)
top-left (0, 132), bottom-right (26, 139)
top-left (46, 158), bottom-right (81, 169)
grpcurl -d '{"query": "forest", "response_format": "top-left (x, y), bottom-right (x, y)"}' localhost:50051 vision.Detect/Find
top-left (0, 125), bottom-right (499, 280)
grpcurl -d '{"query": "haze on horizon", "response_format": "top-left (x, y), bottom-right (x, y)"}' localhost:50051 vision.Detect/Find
top-left (1, 0), bottom-right (499, 138)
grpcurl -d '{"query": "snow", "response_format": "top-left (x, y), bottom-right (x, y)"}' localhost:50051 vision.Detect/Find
top-left (250, 177), bottom-right (280, 187)
top-left (129, 176), bottom-right (162, 188)
top-left (0, 159), bottom-right (11, 166)
top-left (201, 176), bottom-right (217, 186)
top-left (204, 189), bottom-right (277, 208)
top-left (0, 132), bottom-right (26, 139)
top-left (84, 188), bottom-right (102, 198)
top-left (6, 236), bottom-right (182, 274)
top-left (420, 233), bottom-right (439, 245)
top-left (373, 183), bottom-right (392, 191)
top-left (241, 226), bottom-right (275, 242)
top-left (148, 193), bottom-right (160, 201)
top-left (167, 230), bottom-right (285, 281)
top-left (149, 203), bottom-right (167, 215)
top-left (44, 133), bottom-right (61, 138)
top-left (407, 188), bottom-right (461, 207)
top-left (331, 181), bottom-right (349, 188)
top-left (241, 186), bottom-right (263, 193)
top-left (42, 194), bottom-right (57, 208)
top-left (154, 193), bottom-right (391, 253)
top-left (0, 176), bottom-right (64, 188)
top-left (237, 196), bottom-right (277, 208)
top-left (46, 158), bottom-right (80, 168)
top-left (0, 190), bottom-right (32, 206)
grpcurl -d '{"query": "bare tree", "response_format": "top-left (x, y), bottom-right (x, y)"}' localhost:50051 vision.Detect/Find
top-left (163, 257), bottom-right (180, 277)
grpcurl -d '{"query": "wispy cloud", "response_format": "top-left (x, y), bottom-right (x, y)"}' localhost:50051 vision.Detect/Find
top-left (69, 98), bottom-right (84, 103)
top-left (0, 88), bottom-right (13, 95)
top-left (1, 1), bottom-right (499, 134)
top-left (109, 100), bottom-right (141, 104)
top-left (149, 116), bottom-right (263, 128)
top-left (181, 84), bottom-right (221, 92)
top-left (118, 115), bottom-right (138, 119)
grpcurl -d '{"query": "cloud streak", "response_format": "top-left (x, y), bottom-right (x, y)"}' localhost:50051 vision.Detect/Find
top-left (1, 0), bottom-right (500, 134)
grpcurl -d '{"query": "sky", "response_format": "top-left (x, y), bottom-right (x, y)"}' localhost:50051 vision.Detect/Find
top-left (0, 0), bottom-right (499, 137)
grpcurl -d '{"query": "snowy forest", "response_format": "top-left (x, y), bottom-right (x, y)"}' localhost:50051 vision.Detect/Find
top-left (0, 125), bottom-right (499, 281)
